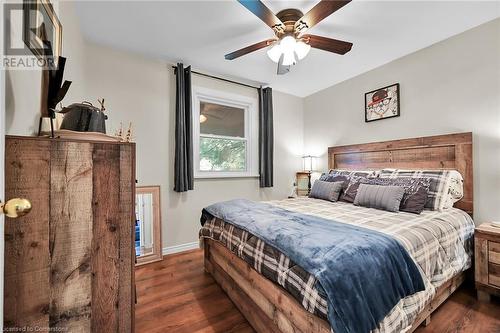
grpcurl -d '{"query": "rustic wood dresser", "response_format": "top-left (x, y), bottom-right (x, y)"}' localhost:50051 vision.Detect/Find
top-left (4, 136), bottom-right (136, 332)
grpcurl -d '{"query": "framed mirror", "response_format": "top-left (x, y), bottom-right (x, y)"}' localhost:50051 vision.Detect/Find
top-left (135, 186), bottom-right (162, 265)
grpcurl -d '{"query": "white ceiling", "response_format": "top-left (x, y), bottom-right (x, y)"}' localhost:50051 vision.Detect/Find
top-left (74, 1), bottom-right (500, 97)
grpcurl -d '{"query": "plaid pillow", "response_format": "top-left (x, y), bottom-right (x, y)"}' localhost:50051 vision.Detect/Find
top-left (328, 169), bottom-right (379, 178)
top-left (379, 169), bottom-right (463, 211)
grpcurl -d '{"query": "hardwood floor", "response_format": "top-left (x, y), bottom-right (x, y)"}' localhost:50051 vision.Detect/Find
top-left (135, 249), bottom-right (500, 333)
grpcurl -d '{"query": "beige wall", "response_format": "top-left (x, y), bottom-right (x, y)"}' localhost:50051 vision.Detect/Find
top-left (303, 18), bottom-right (500, 223)
top-left (6, 1), bottom-right (87, 136)
top-left (82, 43), bottom-right (304, 247)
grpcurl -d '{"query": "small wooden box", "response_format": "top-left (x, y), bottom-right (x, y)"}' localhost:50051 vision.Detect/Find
top-left (475, 223), bottom-right (500, 301)
top-left (296, 172), bottom-right (310, 196)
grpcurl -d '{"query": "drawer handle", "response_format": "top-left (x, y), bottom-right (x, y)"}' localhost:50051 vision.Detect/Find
top-left (0, 198), bottom-right (32, 218)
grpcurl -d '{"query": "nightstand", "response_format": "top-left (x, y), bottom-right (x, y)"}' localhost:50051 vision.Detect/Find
top-left (296, 172), bottom-right (311, 196)
top-left (475, 223), bottom-right (500, 302)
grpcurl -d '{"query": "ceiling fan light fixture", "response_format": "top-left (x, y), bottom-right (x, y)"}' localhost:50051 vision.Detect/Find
top-left (282, 50), bottom-right (296, 66)
top-left (280, 36), bottom-right (296, 54)
top-left (267, 43), bottom-right (282, 63)
top-left (267, 35), bottom-right (310, 65)
top-left (295, 40), bottom-right (311, 60)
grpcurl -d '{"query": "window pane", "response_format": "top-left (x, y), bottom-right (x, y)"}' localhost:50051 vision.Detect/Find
top-left (199, 137), bottom-right (246, 172)
top-left (200, 102), bottom-right (245, 137)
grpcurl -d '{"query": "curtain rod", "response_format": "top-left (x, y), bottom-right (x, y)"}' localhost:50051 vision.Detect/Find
top-left (172, 65), bottom-right (261, 90)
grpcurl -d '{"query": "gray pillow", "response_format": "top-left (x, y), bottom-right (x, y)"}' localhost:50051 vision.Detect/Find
top-left (309, 180), bottom-right (343, 202)
top-left (366, 177), bottom-right (430, 214)
top-left (346, 177), bottom-right (431, 214)
top-left (353, 184), bottom-right (405, 212)
top-left (319, 174), bottom-right (350, 193)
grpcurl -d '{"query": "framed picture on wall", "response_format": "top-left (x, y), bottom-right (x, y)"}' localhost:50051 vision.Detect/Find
top-left (365, 83), bottom-right (400, 122)
top-left (23, 0), bottom-right (62, 66)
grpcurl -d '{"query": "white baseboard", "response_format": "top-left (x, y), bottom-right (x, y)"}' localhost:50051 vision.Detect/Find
top-left (162, 241), bottom-right (200, 256)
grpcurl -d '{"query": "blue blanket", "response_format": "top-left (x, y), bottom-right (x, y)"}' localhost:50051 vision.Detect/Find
top-left (202, 199), bottom-right (425, 333)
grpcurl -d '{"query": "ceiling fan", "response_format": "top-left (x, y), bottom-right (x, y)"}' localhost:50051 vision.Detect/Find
top-left (225, 0), bottom-right (353, 75)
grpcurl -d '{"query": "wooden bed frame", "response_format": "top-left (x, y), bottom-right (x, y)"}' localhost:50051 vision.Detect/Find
top-left (204, 132), bottom-right (473, 333)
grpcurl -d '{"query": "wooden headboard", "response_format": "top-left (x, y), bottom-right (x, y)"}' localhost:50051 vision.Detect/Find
top-left (328, 132), bottom-right (473, 214)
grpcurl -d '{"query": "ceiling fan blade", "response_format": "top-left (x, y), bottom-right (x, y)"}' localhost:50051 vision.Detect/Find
top-left (303, 34), bottom-right (352, 55)
top-left (237, 0), bottom-right (284, 33)
top-left (225, 39), bottom-right (276, 60)
top-left (294, 0), bottom-right (351, 35)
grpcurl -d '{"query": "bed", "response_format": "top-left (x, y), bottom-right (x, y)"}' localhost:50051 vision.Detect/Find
top-left (200, 132), bottom-right (473, 333)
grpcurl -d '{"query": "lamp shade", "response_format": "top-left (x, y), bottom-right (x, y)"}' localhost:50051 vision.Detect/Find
top-left (302, 155), bottom-right (316, 172)
top-left (295, 41), bottom-right (311, 60)
top-left (267, 43), bottom-right (282, 63)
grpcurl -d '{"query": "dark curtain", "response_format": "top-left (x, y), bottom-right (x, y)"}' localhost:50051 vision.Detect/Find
top-left (174, 63), bottom-right (194, 192)
top-left (258, 87), bottom-right (274, 188)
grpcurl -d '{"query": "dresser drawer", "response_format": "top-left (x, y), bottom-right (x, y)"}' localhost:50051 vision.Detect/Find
top-left (490, 241), bottom-right (500, 265)
top-left (489, 263), bottom-right (500, 287)
top-left (475, 225), bottom-right (500, 299)
top-left (489, 242), bottom-right (500, 287)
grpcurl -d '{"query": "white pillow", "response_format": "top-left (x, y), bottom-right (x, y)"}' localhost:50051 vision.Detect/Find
top-left (441, 170), bottom-right (464, 209)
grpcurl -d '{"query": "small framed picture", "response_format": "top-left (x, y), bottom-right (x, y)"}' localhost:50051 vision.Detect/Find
top-left (365, 83), bottom-right (400, 122)
top-left (23, 0), bottom-right (62, 66)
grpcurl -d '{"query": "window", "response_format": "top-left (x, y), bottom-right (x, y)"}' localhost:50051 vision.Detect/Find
top-left (193, 87), bottom-right (258, 178)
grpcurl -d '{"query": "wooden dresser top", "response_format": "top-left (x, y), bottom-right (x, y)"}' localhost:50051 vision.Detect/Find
top-left (475, 223), bottom-right (500, 238)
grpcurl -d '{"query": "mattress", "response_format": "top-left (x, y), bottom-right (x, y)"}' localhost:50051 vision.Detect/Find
top-left (199, 197), bottom-right (474, 333)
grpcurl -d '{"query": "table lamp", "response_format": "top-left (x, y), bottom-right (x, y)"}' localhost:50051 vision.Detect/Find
top-left (302, 155), bottom-right (316, 194)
